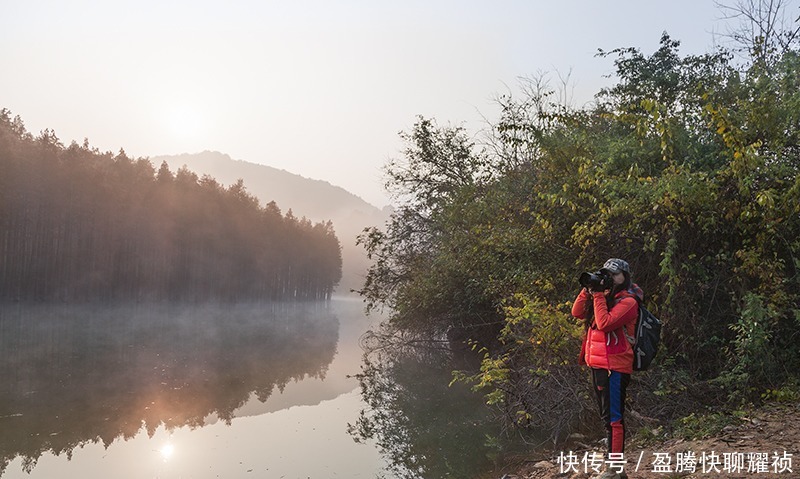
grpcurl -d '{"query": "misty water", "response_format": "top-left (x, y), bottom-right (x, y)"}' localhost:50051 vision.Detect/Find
top-left (0, 299), bottom-right (507, 479)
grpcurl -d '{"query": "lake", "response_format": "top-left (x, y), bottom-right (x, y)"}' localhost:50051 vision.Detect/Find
top-left (0, 299), bottom-right (389, 478)
top-left (0, 299), bottom-right (510, 479)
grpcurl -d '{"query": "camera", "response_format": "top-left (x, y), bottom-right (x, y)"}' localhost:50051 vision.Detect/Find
top-left (579, 269), bottom-right (612, 291)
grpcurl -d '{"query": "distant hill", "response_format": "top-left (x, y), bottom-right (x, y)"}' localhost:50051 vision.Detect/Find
top-left (150, 151), bottom-right (391, 296)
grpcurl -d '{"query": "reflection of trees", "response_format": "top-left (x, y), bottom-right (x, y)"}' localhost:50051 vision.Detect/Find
top-left (0, 303), bottom-right (338, 476)
top-left (348, 337), bottom-right (519, 479)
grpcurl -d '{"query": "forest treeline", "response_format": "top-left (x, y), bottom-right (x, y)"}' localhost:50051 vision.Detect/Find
top-left (357, 21), bottom-right (800, 440)
top-left (0, 112), bottom-right (342, 301)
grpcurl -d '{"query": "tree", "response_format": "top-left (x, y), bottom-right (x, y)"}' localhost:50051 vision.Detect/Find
top-left (716, 0), bottom-right (800, 68)
top-left (358, 117), bottom-right (503, 339)
top-left (0, 114), bottom-right (342, 302)
top-left (359, 20), bottom-right (800, 437)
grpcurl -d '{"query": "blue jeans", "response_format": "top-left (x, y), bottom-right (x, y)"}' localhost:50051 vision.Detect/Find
top-left (591, 368), bottom-right (630, 454)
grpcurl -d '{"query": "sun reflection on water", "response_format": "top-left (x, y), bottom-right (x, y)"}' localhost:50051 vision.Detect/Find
top-left (159, 443), bottom-right (175, 461)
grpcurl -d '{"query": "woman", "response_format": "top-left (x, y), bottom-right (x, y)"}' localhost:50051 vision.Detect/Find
top-left (572, 258), bottom-right (642, 479)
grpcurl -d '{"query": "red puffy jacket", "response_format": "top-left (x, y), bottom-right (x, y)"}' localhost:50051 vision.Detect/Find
top-left (572, 286), bottom-right (641, 374)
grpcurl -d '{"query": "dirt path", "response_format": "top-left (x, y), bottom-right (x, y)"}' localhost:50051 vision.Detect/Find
top-left (498, 402), bottom-right (799, 479)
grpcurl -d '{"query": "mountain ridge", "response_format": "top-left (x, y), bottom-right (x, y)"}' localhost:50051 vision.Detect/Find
top-left (151, 151), bottom-right (386, 223)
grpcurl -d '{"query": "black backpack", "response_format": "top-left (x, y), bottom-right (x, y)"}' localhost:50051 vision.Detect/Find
top-left (628, 297), bottom-right (662, 371)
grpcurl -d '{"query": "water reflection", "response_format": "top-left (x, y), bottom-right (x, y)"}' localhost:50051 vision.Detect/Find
top-left (159, 441), bottom-right (175, 461)
top-left (349, 345), bottom-right (525, 479)
top-left (0, 302), bottom-right (339, 477)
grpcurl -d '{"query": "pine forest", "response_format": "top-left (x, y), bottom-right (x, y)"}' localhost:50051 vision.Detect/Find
top-left (0, 110), bottom-right (342, 302)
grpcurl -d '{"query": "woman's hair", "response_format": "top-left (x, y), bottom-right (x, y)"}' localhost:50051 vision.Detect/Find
top-left (607, 271), bottom-right (633, 308)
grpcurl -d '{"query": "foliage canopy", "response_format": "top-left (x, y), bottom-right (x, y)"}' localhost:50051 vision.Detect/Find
top-left (359, 29), bottom-right (800, 434)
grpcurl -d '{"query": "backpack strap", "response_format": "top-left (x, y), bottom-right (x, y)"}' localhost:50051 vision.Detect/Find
top-left (617, 290), bottom-right (641, 346)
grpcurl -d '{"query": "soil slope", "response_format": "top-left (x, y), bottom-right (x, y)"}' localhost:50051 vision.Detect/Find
top-left (497, 402), bottom-right (799, 479)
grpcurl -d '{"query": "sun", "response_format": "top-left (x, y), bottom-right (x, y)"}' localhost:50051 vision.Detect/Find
top-left (164, 105), bottom-right (205, 140)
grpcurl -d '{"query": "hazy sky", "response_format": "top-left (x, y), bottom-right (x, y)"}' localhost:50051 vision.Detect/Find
top-left (3, 1), bottom-right (733, 207)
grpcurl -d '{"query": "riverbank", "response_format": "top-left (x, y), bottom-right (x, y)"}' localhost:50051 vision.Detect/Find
top-left (484, 401), bottom-right (799, 478)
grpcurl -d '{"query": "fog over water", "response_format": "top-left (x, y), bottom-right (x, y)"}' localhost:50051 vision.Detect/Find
top-left (0, 299), bottom-right (386, 478)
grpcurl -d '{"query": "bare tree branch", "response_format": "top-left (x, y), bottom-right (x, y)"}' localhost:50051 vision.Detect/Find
top-left (714, 0), bottom-right (800, 66)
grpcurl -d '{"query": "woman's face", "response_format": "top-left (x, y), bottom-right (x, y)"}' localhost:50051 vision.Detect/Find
top-left (611, 271), bottom-right (625, 285)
